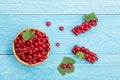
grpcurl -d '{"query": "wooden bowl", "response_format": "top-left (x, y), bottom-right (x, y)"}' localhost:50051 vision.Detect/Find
top-left (12, 28), bottom-right (50, 66)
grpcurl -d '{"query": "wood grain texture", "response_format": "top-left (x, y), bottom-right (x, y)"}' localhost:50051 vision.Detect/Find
top-left (0, 0), bottom-right (120, 80)
top-left (0, 55), bottom-right (120, 80)
top-left (0, 15), bottom-right (120, 55)
top-left (0, 14), bottom-right (120, 80)
top-left (0, 0), bottom-right (120, 14)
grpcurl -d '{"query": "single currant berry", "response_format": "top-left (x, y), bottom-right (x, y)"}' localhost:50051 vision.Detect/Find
top-left (84, 22), bottom-right (89, 26)
top-left (34, 42), bottom-right (39, 46)
top-left (95, 57), bottom-right (98, 61)
top-left (43, 55), bottom-right (47, 59)
top-left (37, 53), bottom-right (42, 57)
top-left (20, 54), bottom-right (26, 60)
top-left (38, 58), bottom-right (44, 62)
top-left (90, 60), bottom-right (95, 64)
top-left (80, 47), bottom-right (85, 52)
top-left (46, 21), bottom-right (51, 27)
top-left (18, 40), bottom-right (22, 44)
top-left (56, 42), bottom-right (60, 47)
top-left (28, 55), bottom-right (32, 59)
top-left (28, 61), bottom-right (32, 65)
top-left (24, 58), bottom-right (29, 63)
top-left (59, 26), bottom-right (64, 31)
top-left (67, 63), bottom-right (73, 68)
top-left (38, 47), bottom-right (42, 51)
top-left (61, 64), bottom-right (67, 69)
top-left (72, 29), bottom-right (75, 32)
top-left (32, 60), bottom-right (37, 64)
top-left (41, 51), bottom-right (46, 55)
top-left (91, 21), bottom-right (97, 26)
top-left (72, 49), bottom-right (76, 54)
top-left (30, 45), bottom-right (34, 48)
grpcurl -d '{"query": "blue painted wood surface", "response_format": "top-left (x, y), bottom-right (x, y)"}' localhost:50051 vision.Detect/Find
top-left (0, 0), bottom-right (120, 14)
top-left (0, 0), bottom-right (120, 80)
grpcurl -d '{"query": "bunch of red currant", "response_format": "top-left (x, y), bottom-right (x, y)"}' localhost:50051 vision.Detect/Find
top-left (72, 45), bottom-right (98, 63)
top-left (72, 19), bottom-right (98, 36)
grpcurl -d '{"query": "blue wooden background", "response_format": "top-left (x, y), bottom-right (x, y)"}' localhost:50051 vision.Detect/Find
top-left (0, 0), bottom-right (120, 80)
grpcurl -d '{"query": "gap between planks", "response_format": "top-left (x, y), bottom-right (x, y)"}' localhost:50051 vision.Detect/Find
top-left (0, 14), bottom-right (120, 15)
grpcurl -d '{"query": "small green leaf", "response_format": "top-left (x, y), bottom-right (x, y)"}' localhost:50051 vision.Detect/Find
top-left (30, 32), bottom-right (35, 39)
top-left (57, 57), bottom-right (75, 76)
top-left (76, 51), bottom-right (85, 60)
top-left (65, 66), bottom-right (74, 73)
top-left (22, 29), bottom-right (35, 41)
top-left (22, 32), bottom-right (30, 41)
top-left (57, 64), bottom-right (65, 76)
top-left (84, 12), bottom-right (97, 21)
top-left (62, 57), bottom-right (76, 64)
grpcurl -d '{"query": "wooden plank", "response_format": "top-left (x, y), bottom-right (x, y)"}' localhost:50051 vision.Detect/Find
top-left (0, 55), bottom-right (120, 80)
top-left (0, 0), bottom-right (120, 14)
top-left (0, 15), bottom-right (120, 54)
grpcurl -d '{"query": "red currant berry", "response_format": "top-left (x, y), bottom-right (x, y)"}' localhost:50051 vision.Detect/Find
top-left (72, 49), bottom-right (76, 54)
top-left (59, 26), bottom-right (64, 31)
top-left (28, 61), bottom-right (32, 65)
top-left (46, 21), bottom-right (51, 27)
top-left (61, 64), bottom-right (67, 69)
top-left (72, 29), bottom-right (75, 33)
top-left (20, 54), bottom-right (26, 60)
top-left (32, 60), bottom-right (37, 64)
top-left (56, 42), bottom-right (60, 47)
top-left (28, 55), bottom-right (32, 59)
top-left (90, 60), bottom-right (95, 64)
top-left (67, 63), bottom-right (73, 68)
top-left (95, 57), bottom-right (98, 61)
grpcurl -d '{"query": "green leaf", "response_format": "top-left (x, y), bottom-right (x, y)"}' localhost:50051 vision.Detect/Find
top-left (30, 32), bottom-right (35, 39)
top-left (57, 57), bottom-right (75, 76)
top-left (84, 12), bottom-right (97, 21)
top-left (76, 51), bottom-right (85, 60)
top-left (22, 29), bottom-right (35, 41)
top-left (57, 64), bottom-right (65, 76)
top-left (65, 66), bottom-right (74, 73)
top-left (62, 57), bottom-right (76, 64)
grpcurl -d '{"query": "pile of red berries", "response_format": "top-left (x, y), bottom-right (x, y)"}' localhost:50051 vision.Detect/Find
top-left (72, 45), bottom-right (98, 63)
top-left (61, 63), bottom-right (73, 69)
top-left (71, 19), bottom-right (98, 36)
top-left (13, 29), bottom-right (50, 65)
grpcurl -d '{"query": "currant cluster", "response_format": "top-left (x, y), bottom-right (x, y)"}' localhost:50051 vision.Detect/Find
top-left (72, 45), bottom-right (98, 63)
top-left (14, 29), bottom-right (50, 65)
top-left (71, 19), bottom-right (98, 36)
top-left (61, 63), bottom-right (73, 69)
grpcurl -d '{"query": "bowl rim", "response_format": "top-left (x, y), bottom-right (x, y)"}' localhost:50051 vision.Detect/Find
top-left (12, 28), bottom-right (50, 66)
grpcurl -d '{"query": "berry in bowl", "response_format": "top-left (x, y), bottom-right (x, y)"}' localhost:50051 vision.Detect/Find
top-left (12, 28), bottom-right (50, 66)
